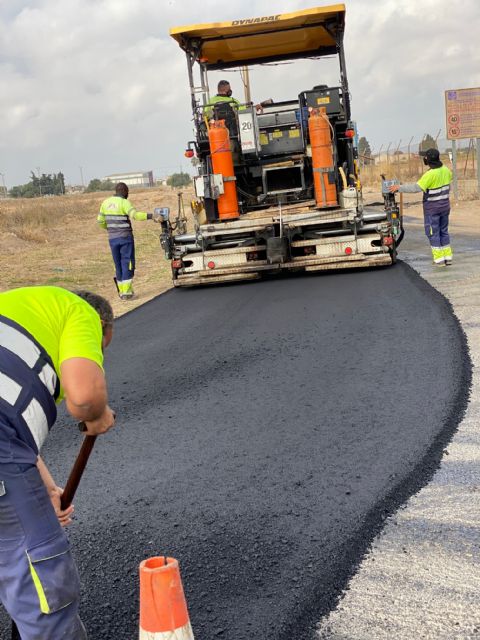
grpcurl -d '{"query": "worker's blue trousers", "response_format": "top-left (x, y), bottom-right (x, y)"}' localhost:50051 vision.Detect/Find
top-left (109, 237), bottom-right (136, 282)
top-left (423, 206), bottom-right (450, 247)
top-left (0, 463), bottom-right (86, 639)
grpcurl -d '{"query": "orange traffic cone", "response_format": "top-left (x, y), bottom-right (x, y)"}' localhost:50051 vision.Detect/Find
top-left (139, 556), bottom-right (194, 639)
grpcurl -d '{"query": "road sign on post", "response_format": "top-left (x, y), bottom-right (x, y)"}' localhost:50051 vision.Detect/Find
top-left (445, 87), bottom-right (480, 140)
top-left (445, 87), bottom-right (480, 196)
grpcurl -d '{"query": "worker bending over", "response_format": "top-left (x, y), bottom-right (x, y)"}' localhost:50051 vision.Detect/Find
top-left (0, 286), bottom-right (116, 639)
top-left (98, 182), bottom-right (164, 300)
top-left (390, 148), bottom-right (453, 265)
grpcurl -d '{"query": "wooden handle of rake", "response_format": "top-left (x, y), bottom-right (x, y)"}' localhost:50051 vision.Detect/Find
top-left (60, 423), bottom-right (97, 510)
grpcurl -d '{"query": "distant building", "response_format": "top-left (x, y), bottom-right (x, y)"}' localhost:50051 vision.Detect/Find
top-left (104, 171), bottom-right (154, 188)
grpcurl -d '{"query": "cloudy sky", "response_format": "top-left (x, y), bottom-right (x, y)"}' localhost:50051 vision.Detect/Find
top-left (1, 0), bottom-right (479, 187)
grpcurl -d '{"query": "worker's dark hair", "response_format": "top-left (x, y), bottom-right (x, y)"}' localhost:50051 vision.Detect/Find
top-left (73, 290), bottom-right (114, 332)
top-left (217, 80), bottom-right (230, 92)
top-left (115, 182), bottom-right (129, 198)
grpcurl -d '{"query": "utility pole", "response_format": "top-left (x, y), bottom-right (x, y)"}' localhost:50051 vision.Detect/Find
top-left (394, 139), bottom-right (402, 168)
top-left (386, 141), bottom-right (392, 165)
top-left (36, 167), bottom-right (42, 196)
top-left (377, 144), bottom-right (384, 166)
top-left (407, 135), bottom-right (414, 176)
top-left (368, 146), bottom-right (374, 168)
top-left (79, 166), bottom-right (85, 188)
top-left (0, 172), bottom-right (6, 198)
top-left (241, 65), bottom-right (251, 104)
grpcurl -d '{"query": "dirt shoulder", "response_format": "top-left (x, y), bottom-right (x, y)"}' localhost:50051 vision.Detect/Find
top-left (0, 186), bottom-right (194, 317)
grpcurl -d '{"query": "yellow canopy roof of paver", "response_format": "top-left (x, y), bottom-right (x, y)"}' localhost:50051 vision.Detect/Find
top-left (170, 5), bottom-right (346, 69)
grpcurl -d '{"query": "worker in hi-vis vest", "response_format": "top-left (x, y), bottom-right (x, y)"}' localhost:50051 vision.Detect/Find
top-left (204, 80), bottom-right (246, 118)
top-left (390, 148), bottom-right (453, 265)
top-left (0, 286), bottom-right (115, 639)
top-left (204, 80), bottom-right (269, 118)
top-left (97, 182), bottom-right (165, 300)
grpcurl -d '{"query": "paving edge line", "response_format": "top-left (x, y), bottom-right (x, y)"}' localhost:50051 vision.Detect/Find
top-left (315, 255), bottom-right (479, 640)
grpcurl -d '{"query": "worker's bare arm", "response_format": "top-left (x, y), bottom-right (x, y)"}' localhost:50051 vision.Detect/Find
top-left (60, 357), bottom-right (115, 434)
top-left (37, 456), bottom-right (74, 526)
top-left (37, 455), bottom-right (58, 493)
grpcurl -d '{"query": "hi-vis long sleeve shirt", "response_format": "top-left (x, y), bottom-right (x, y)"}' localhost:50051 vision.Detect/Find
top-left (398, 165), bottom-right (452, 214)
top-left (97, 196), bottom-right (150, 239)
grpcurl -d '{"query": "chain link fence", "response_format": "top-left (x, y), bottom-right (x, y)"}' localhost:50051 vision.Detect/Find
top-left (359, 136), bottom-right (479, 199)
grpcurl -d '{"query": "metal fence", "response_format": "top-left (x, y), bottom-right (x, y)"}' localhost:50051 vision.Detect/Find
top-left (359, 136), bottom-right (479, 198)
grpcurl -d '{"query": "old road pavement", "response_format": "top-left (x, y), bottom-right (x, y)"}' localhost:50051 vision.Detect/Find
top-left (0, 263), bottom-right (470, 639)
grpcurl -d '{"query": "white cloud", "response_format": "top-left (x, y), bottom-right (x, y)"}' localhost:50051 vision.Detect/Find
top-left (1, 0), bottom-right (479, 186)
top-left (344, 0), bottom-right (480, 146)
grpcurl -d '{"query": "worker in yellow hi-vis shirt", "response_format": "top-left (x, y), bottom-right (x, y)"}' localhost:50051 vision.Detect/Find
top-left (98, 182), bottom-right (165, 300)
top-left (390, 148), bottom-right (453, 266)
top-left (204, 79), bottom-right (269, 118)
top-left (0, 286), bottom-right (116, 639)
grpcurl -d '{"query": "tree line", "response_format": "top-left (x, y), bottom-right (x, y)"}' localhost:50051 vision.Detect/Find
top-left (7, 172), bottom-right (191, 197)
top-left (85, 173), bottom-right (192, 191)
top-left (9, 172), bottom-right (65, 198)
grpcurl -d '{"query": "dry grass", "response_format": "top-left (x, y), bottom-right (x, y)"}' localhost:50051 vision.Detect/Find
top-left (360, 158), bottom-right (424, 186)
top-left (0, 186), bottom-right (194, 317)
top-left (360, 159), bottom-right (479, 201)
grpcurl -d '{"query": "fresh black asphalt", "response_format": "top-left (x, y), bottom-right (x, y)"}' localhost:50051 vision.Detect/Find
top-left (0, 262), bottom-right (470, 639)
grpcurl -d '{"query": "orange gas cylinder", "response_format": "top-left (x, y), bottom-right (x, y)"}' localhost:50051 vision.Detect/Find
top-left (207, 120), bottom-right (240, 220)
top-left (308, 107), bottom-right (338, 208)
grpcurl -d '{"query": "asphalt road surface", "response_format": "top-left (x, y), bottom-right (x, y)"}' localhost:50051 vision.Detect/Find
top-left (0, 262), bottom-right (470, 639)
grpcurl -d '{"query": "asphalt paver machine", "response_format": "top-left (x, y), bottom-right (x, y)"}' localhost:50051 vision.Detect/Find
top-left (163, 4), bottom-right (403, 286)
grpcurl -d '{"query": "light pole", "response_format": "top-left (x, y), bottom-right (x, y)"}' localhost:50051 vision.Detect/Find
top-left (407, 135), bottom-right (414, 176)
top-left (241, 65), bottom-right (251, 104)
top-left (394, 139), bottom-right (402, 169)
top-left (0, 172), bottom-right (6, 198)
top-left (386, 141), bottom-right (392, 165)
top-left (36, 167), bottom-right (42, 196)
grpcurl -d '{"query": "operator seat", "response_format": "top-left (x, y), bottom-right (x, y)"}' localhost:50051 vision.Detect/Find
top-left (212, 102), bottom-right (239, 140)
top-left (212, 101), bottom-right (241, 160)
